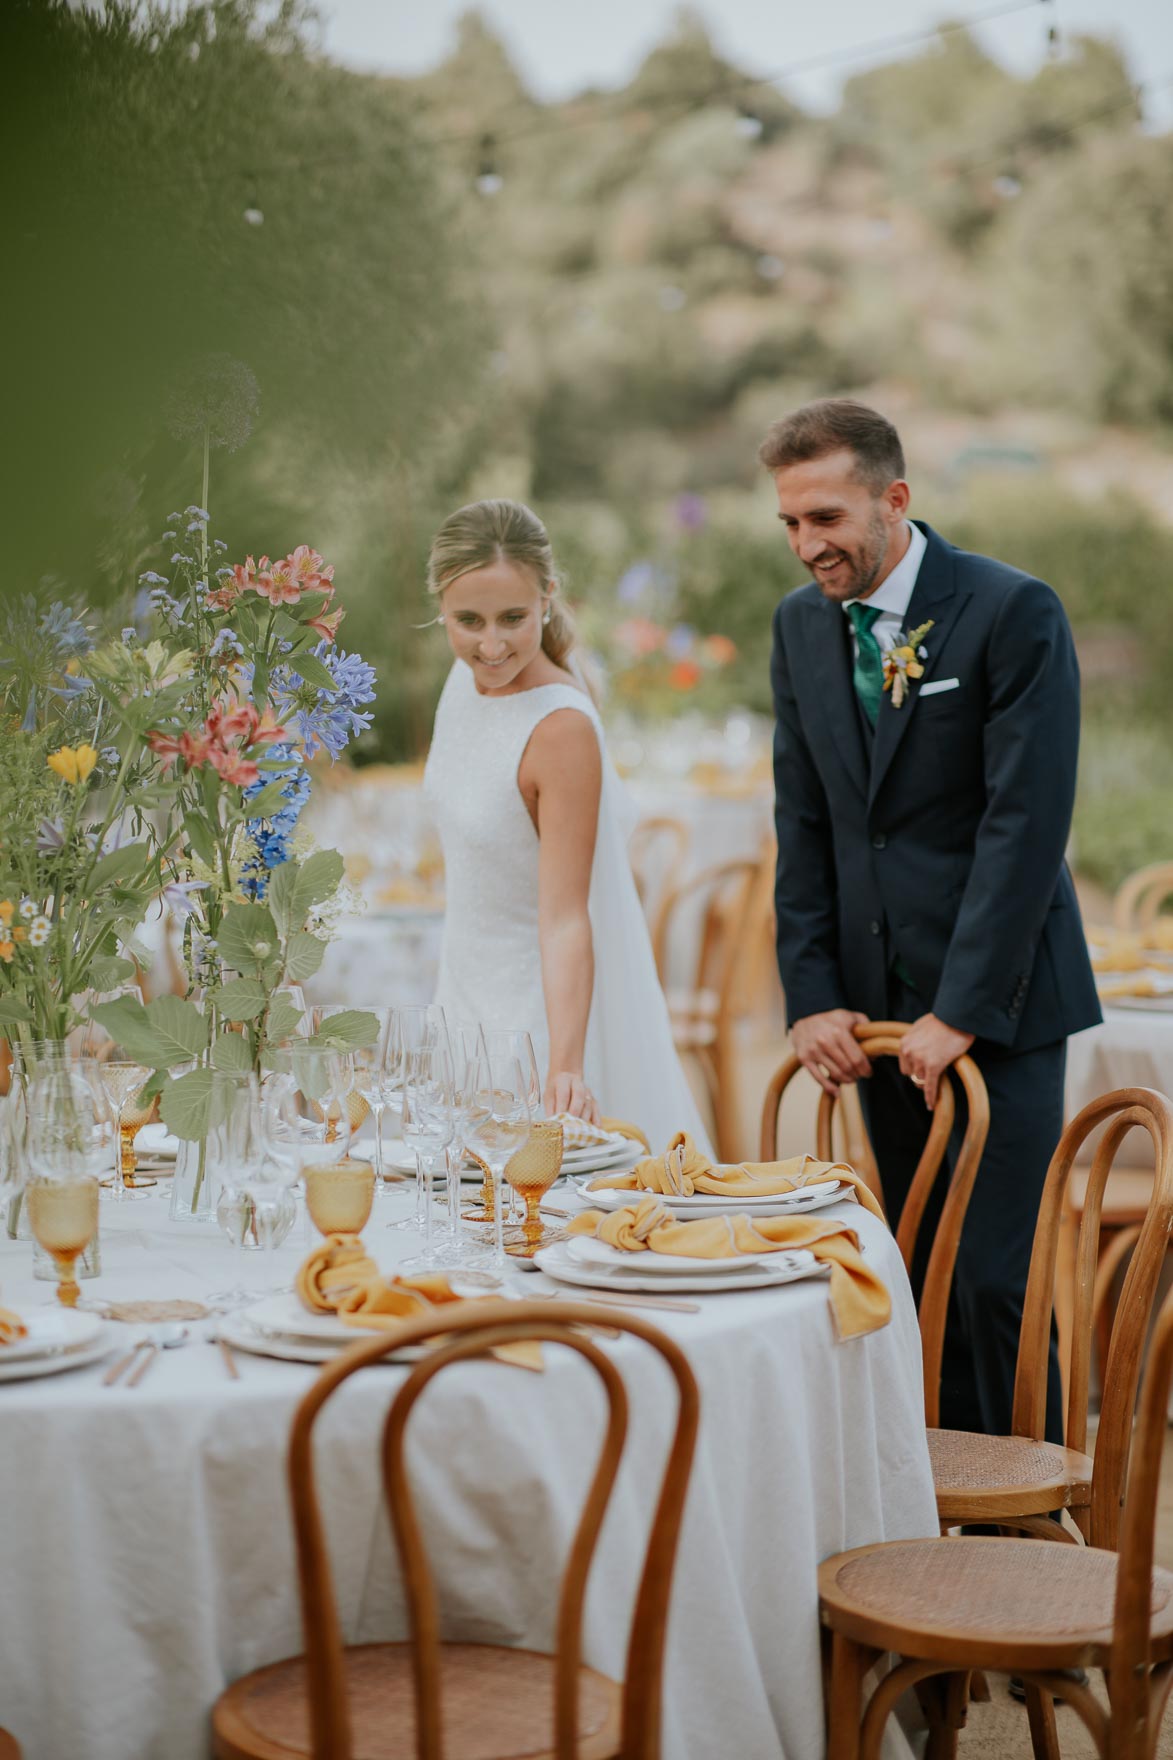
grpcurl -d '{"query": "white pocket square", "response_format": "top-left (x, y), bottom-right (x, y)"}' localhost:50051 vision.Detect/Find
top-left (919, 677), bottom-right (960, 697)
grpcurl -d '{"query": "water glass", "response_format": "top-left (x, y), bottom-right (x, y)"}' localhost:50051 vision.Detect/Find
top-left (464, 1043), bottom-right (533, 1276)
top-left (398, 1037), bottom-right (456, 1272)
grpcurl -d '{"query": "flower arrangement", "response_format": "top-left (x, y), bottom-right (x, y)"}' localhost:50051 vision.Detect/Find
top-left (607, 618), bottom-right (738, 714)
top-left (84, 507), bottom-right (378, 1145)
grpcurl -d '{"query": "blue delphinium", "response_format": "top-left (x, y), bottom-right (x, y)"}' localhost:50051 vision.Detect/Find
top-left (240, 744), bottom-right (313, 900)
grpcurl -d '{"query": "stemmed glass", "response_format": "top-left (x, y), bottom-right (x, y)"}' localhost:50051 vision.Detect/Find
top-left (465, 1028), bottom-right (541, 1225)
top-left (398, 1034), bottom-right (456, 1272)
top-left (264, 1045), bottom-right (354, 1176)
top-left (504, 1121), bottom-right (565, 1256)
top-left (346, 1006), bottom-right (397, 1190)
top-left (97, 1062), bottom-right (156, 1197)
top-left (464, 1041), bottom-right (534, 1276)
top-left (24, 1066), bottom-right (109, 1306)
top-left (386, 1005), bottom-right (449, 1233)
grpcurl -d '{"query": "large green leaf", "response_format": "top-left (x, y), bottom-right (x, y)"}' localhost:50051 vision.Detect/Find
top-left (185, 816), bottom-right (218, 873)
top-left (89, 843), bottom-right (151, 892)
top-left (144, 994), bottom-right (210, 1065)
top-left (284, 931), bottom-right (325, 982)
top-left (159, 1067), bottom-right (215, 1141)
top-left (217, 977), bottom-right (269, 1022)
top-left (308, 1008), bottom-right (379, 1051)
top-left (268, 850), bottom-right (344, 937)
top-left (90, 995), bottom-right (156, 1061)
top-left (217, 903), bottom-right (280, 975)
top-left (88, 955), bottom-right (137, 992)
top-left (211, 1032), bottom-right (254, 1073)
top-left (287, 651), bottom-right (337, 693)
top-left (265, 995), bottom-right (305, 1042)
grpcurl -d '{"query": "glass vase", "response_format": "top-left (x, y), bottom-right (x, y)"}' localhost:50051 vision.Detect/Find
top-left (169, 1137), bottom-right (217, 1223)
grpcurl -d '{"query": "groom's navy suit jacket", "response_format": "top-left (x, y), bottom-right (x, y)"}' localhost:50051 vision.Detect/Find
top-left (770, 521), bottom-right (1101, 1052)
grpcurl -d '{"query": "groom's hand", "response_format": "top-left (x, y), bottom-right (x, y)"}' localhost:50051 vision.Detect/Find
top-left (898, 1014), bottom-right (975, 1111)
top-left (791, 1010), bottom-right (872, 1099)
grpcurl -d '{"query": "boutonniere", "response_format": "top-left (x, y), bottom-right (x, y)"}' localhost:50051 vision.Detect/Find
top-left (882, 620), bottom-right (935, 708)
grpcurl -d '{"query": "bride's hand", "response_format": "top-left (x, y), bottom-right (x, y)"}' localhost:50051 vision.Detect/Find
top-left (544, 1071), bottom-right (600, 1125)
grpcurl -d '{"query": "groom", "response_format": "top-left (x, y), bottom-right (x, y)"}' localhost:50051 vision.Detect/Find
top-left (762, 398), bottom-right (1100, 1440)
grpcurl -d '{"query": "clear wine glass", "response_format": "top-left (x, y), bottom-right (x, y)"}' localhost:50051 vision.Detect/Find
top-left (471, 1028), bottom-right (541, 1226)
top-left (464, 1042), bottom-right (534, 1277)
top-left (398, 1035), bottom-right (456, 1273)
top-left (208, 1072), bottom-right (271, 1310)
top-left (344, 1006), bottom-right (396, 1189)
top-left (441, 1016), bottom-right (488, 1263)
top-left (97, 1061), bottom-right (156, 1198)
top-left (386, 1005), bottom-right (450, 1233)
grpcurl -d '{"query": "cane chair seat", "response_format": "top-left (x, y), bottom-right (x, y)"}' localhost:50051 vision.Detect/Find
top-left (929, 1430), bottom-right (1092, 1524)
top-left (819, 1537), bottom-right (1173, 1672)
top-left (213, 1641), bottom-right (623, 1760)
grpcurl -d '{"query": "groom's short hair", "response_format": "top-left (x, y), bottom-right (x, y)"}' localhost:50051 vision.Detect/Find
top-left (758, 399), bottom-right (905, 494)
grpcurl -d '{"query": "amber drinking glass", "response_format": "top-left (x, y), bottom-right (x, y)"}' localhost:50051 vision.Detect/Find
top-left (504, 1120), bottom-right (565, 1256)
top-left (24, 1068), bottom-right (104, 1306)
top-left (303, 1161), bottom-right (376, 1237)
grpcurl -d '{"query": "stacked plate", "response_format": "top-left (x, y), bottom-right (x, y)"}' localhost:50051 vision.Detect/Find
top-left (535, 1235), bottom-right (832, 1296)
top-left (0, 1310), bottom-right (115, 1382)
top-left (560, 1137), bottom-right (643, 1180)
top-left (221, 1284), bottom-right (509, 1365)
top-left (574, 1175), bottom-right (847, 1221)
top-left (132, 1122), bottom-right (181, 1172)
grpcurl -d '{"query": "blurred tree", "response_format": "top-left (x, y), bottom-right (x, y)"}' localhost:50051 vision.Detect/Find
top-left (1, 0), bottom-right (487, 600)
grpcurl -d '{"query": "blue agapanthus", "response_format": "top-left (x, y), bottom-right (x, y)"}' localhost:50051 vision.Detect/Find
top-left (266, 643), bottom-right (377, 760)
top-left (240, 744), bottom-right (313, 900)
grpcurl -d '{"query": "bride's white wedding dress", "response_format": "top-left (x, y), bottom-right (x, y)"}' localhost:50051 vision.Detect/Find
top-left (424, 659), bottom-right (711, 1154)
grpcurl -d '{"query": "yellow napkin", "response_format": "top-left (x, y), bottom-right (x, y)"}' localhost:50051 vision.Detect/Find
top-left (589, 1131), bottom-right (885, 1222)
top-left (339, 1273), bottom-right (542, 1371)
top-left (0, 1303), bottom-right (27, 1345)
top-left (296, 1234), bottom-right (381, 1313)
top-left (553, 1113), bottom-right (651, 1154)
top-left (1092, 949), bottom-right (1145, 974)
top-left (1144, 919), bottom-right (1173, 953)
top-left (1097, 977), bottom-right (1159, 999)
top-left (568, 1199), bottom-right (890, 1340)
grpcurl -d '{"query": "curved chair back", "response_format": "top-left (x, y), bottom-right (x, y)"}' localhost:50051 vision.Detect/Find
top-left (1013, 1088), bottom-right (1173, 1549)
top-left (286, 1298), bottom-right (700, 1760)
top-left (629, 816), bottom-right (691, 918)
top-left (760, 1021), bottom-right (989, 1428)
top-left (650, 856), bottom-right (760, 1002)
top-left (1111, 860), bottom-right (1173, 933)
top-left (1111, 1275), bottom-right (1173, 1753)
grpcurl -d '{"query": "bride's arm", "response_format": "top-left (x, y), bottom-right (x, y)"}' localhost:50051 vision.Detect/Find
top-left (520, 708), bottom-right (603, 1122)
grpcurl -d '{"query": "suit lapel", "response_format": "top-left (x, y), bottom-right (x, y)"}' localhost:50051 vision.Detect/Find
top-left (805, 593), bottom-right (870, 801)
top-left (867, 524), bottom-right (971, 809)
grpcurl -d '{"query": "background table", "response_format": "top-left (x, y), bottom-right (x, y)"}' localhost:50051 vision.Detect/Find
top-left (1066, 1005), bottom-right (1173, 1162)
top-left (0, 1193), bottom-right (935, 1760)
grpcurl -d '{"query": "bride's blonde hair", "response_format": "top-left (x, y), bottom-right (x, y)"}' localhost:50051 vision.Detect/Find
top-left (426, 498), bottom-right (578, 670)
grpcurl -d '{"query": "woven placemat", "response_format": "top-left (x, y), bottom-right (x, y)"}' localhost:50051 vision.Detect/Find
top-left (105, 1299), bottom-right (210, 1323)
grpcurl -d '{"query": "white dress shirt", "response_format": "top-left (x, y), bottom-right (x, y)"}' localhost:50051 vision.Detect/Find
top-left (841, 521), bottom-right (927, 658)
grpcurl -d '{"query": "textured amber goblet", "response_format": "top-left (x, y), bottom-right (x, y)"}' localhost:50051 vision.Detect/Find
top-left (504, 1121), bottom-right (564, 1257)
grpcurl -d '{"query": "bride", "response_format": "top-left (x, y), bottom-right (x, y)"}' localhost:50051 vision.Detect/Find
top-left (423, 498), bottom-right (711, 1153)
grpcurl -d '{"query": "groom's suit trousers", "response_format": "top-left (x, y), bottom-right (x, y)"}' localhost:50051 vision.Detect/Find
top-left (858, 975), bottom-right (1065, 1443)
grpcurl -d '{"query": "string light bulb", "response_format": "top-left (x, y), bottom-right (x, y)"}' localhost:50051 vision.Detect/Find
top-left (475, 133), bottom-right (503, 196)
top-left (734, 102), bottom-right (764, 140)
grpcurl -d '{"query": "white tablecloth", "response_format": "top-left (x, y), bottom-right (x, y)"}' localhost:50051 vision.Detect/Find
top-left (0, 1193), bottom-right (934, 1760)
top-left (1066, 1005), bottom-right (1173, 1162)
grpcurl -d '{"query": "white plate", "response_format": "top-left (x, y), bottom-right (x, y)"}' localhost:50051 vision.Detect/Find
top-left (0, 1308), bottom-right (104, 1363)
top-left (567, 1237), bottom-right (779, 1276)
top-left (134, 1124), bottom-right (180, 1159)
top-left (0, 1327), bottom-right (115, 1382)
top-left (219, 1315), bottom-right (414, 1365)
top-left (575, 1177), bottom-right (846, 1218)
top-left (561, 1139), bottom-right (640, 1165)
top-left (243, 1279), bottom-right (516, 1346)
top-left (535, 1240), bottom-right (830, 1295)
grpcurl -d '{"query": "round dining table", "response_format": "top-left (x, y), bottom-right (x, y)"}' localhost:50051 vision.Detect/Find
top-left (0, 1186), bottom-right (936, 1760)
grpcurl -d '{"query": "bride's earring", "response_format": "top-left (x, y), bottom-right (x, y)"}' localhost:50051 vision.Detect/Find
top-left (542, 604), bottom-right (552, 626)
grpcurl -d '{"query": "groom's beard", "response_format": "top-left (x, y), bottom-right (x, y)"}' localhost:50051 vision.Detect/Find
top-left (810, 510), bottom-right (889, 603)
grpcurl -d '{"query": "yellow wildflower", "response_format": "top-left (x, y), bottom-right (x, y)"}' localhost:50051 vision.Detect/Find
top-left (11, 926), bottom-right (26, 943)
top-left (0, 901), bottom-right (11, 926)
top-left (47, 743), bottom-right (99, 784)
top-left (0, 940), bottom-right (13, 964)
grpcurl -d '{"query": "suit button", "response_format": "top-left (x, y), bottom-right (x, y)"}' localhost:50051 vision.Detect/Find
top-left (871, 833), bottom-right (888, 850)
top-left (869, 920), bottom-right (882, 936)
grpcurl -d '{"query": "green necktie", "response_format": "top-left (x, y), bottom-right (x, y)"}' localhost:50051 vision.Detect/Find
top-left (846, 602), bottom-right (884, 726)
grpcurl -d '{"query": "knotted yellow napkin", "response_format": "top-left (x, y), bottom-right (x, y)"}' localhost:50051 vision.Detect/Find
top-left (1097, 977), bottom-right (1160, 1000)
top-left (296, 1234), bottom-right (380, 1313)
top-left (588, 1131), bottom-right (885, 1222)
top-left (567, 1199), bottom-right (890, 1340)
top-left (1092, 948), bottom-right (1145, 974)
top-left (337, 1272), bottom-right (542, 1371)
top-left (0, 1303), bottom-right (27, 1345)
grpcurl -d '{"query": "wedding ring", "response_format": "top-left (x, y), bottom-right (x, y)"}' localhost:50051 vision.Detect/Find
top-left (910, 1074), bottom-right (925, 1088)
top-left (817, 1064), bottom-right (831, 1080)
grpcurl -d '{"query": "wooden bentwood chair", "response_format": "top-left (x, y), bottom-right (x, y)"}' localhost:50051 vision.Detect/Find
top-left (929, 1090), bottom-right (1173, 1547)
top-left (819, 1216), bottom-right (1173, 1760)
top-left (212, 1298), bottom-right (700, 1760)
top-left (760, 1021), bottom-right (989, 1429)
top-left (0, 1728), bottom-right (22, 1759)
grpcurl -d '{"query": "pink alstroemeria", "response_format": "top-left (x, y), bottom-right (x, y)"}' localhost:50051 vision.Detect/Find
top-left (205, 580), bottom-right (241, 611)
top-left (207, 747), bottom-right (261, 787)
top-left (147, 730), bottom-right (210, 771)
top-left (250, 556), bottom-right (301, 607)
top-left (306, 605), bottom-right (344, 644)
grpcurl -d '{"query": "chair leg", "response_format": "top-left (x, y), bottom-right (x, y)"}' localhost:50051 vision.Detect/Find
top-left (826, 1631), bottom-right (869, 1760)
top-left (914, 1674), bottom-right (962, 1760)
top-left (1023, 1680), bottom-right (1062, 1760)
